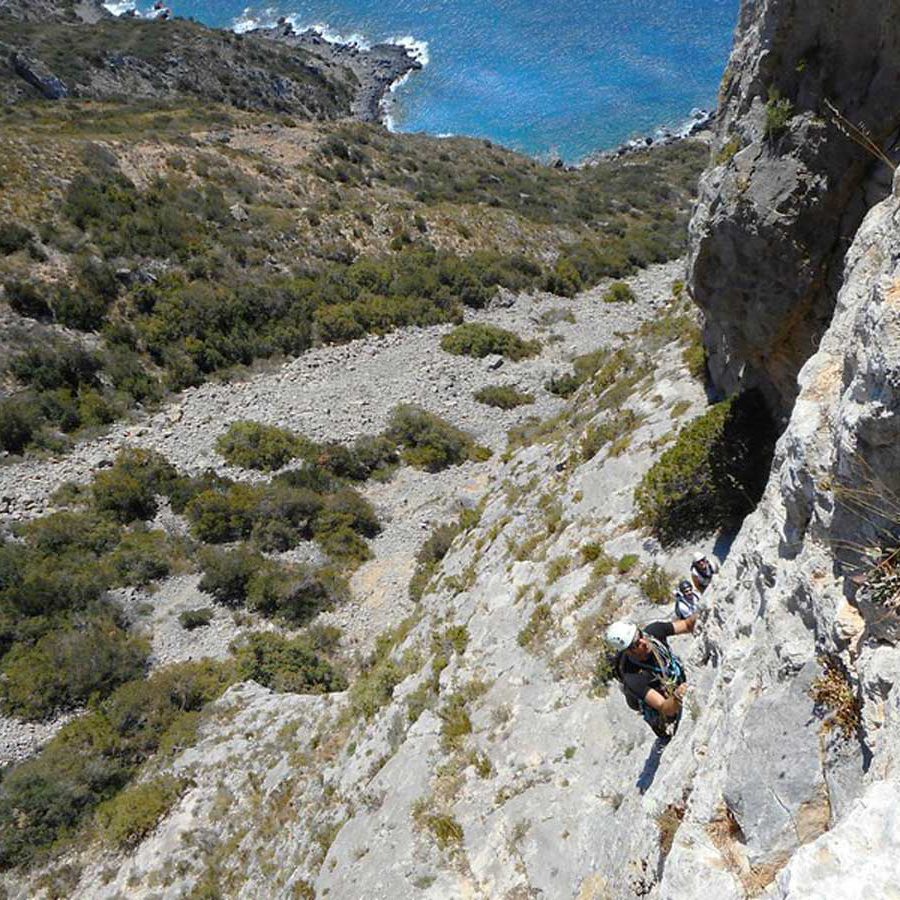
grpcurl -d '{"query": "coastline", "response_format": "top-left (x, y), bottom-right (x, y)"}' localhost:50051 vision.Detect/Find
top-left (249, 20), bottom-right (423, 124)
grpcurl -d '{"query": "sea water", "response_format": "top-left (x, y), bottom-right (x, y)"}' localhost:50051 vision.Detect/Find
top-left (110, 0), bottom-right (740, 163)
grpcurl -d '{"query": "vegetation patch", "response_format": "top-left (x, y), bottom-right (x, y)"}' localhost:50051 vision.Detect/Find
top-left (385, 404), bottom-right (491, 472)
top-left (216, 421), bottom-right (311, 472)
top-left (440, 323), bottom-right (540, 361)
top-left (810, 657), bottom-right (861, 740)
top-left (634, 391), bottom-right (776, 545)
top-left (473, 384), bottom-right (534, 409)
top-left (603, 282), bottom-right (636, 304)
top-left (234, 631), bottom-right (347, 694)
top-left (97, 776), bottom-right (189, 848)
top-left (517, 603), bottom-right (552, 648)
top-left (640, 564), bottom-right (673, 604)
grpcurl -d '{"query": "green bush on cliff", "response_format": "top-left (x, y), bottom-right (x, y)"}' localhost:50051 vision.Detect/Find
top-left (97, 776), bottom-right (188, 848)
top-left (634, 391), bottom-right (776, 544)
top-left (234, 631), bottom-right (347, 694)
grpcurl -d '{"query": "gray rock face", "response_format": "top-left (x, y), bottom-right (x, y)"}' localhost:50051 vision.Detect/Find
top-left (688, 0), bottom-right (900, 420)
top-left (10, 53), bottom-right (68, 99)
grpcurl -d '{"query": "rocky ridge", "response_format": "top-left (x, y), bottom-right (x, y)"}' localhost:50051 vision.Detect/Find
top-left (0, 0), bottom-right (420, 123)
top-left (689, 0), bottom-right (900, 420)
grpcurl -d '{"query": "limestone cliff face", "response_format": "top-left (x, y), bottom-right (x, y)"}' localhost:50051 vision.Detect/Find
top-left (688, 0), bottom-right (900, 420)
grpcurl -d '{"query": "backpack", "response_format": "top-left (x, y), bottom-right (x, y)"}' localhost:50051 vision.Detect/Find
top-left (610, 637), bottom-right (686, 730)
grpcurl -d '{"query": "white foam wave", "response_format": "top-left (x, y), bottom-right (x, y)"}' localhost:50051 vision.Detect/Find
top-left (386, 35), bottom-right (430, 66)
top-left (103, 0), bottom-right (137, 15)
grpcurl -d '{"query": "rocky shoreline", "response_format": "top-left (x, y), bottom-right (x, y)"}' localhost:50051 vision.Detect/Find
top-left (250, 21), bottom-right (423, 124)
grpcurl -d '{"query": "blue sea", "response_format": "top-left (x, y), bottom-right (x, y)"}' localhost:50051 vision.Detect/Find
top-left (107, 0), bottom-right (740, 162)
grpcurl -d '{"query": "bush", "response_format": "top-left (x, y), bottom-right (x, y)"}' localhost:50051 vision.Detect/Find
top-left (634, 391), bottom-right (776, 544)
top-left (0, 619), bottom-right (149, 720)
top-left (234, 632), bottom-right (347, 694)
top-left (764, 89), bottom-right (794, 139)
top-left (440, 323), bottom-right (540, 361)
top-left (215, 421), bottom-right (309, 471)
top-left (0, 659), bottom-right (234, 868)
top-left (10, 342), bottom-right (101, 392)
top-left (179, 607), bottom-right (214, 630)
top-left (386, 404), bottom-right (490, 472)
top-left (245, 561), bottom-right (343, 624)
top-left (104, 529), bottom-right (173, 586)
top-left (473, 385), bottom-right (534, 409)
top-left (603, 282), bottom-right (636, 304)
top-left (0, 222), bottom-right (33, 255)
top-left (91, 448), bottom-right (178, 523)
top-left (97, 776), bottom-right (186, 847)
top-left (198, 545), bottom-right (265, 608)
top-left (185, 483), bottom-right (263, 543)
top-left (0, 395), bottom-right (42, 453)
top-left (640, 564), bottom-right (672, 604)
top-left (4, 280), bottom-right (52, 319)
top-left (409, 521), bottom-right (462, 601)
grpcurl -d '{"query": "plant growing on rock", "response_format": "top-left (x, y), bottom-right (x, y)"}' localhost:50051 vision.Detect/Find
top-left (810, 657), bottom-right (861, 740)
top-left (634, 391), bottom-right (776, 545)
top-left (234, 631), bottom-right (347, 694)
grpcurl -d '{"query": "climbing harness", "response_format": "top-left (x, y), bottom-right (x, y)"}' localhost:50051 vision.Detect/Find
top-left (616, 635), bottom-right (686, 738)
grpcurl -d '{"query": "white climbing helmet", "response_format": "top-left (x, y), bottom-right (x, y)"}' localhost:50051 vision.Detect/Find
top-left (605, 621), bottom-right (638, 652)
top-left (692, 552), bottom-right (707, 564)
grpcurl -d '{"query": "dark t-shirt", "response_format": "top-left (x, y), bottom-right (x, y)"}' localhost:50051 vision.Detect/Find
top-left (621, 621), bottom-right (676, 703)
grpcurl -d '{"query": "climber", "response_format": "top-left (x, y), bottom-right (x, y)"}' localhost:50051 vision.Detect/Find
top-left (673, 578), bottom-right (701, 620)
top-left (606, 617), bottom-right (695, 739)
top-left (690, 552), bottom-right (719, 592)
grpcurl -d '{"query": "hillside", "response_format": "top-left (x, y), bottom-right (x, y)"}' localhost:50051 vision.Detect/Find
top-left (1, 0), bottom-right (899, 897)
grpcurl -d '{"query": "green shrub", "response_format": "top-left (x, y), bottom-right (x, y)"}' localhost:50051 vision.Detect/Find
top-left (581, 409), bottom-right (643, 462)
top-left (634, 391), bottom-right (777, 544)
top-left (617, 554), bottom-right (639, 574)
top-left (0, 619), bottom-right (149, 720)
top-left (517, 603), bottom-right (552, 647)
top-left (104, 529), bottom-right (174, 586)
top-left (4, 280), bottom-right (52, 319)
top-left (97, 776), bottom-right (186, 847)
top-left (179, 608), bottom-right (214, 630)
top-left (198, 545), bottom-right (265, 608)
top-left (91, 448), bottom-right (178, 523)
top-left (409, 521), bottom-right (462, 601)
top-left (473, 385), bottom-right (534, 409)
top-left (386, 404), bottom-right (489, 472)
top-left (764, 89), bottom-right (794, 138)
top-left (440, 323), bottom-right (540, 361)
top-left (10, 342), bottom-right (101, 392)
top-left (235, 632), bottom-right (347, 694)
top-left (0, 222), bottom-right (33, 255)
top-left (215, 421), bottom-right (309, 471)
top-left (245, 561), bottom-right (344, 624)
top-left (603, 282), bottom-right (636, 304)
top-left (640, 564), bottom-right (672, 604)
top-left (545, 371), bottom-right (582, 398)
top-left (0, 659), bottom-right (234, 868)
top-left (439, 693), bottom-right (472, 750)
top-left (185, 483), bottom-right (264, 543)
top-left (0, 395), bottom-right (42, 453)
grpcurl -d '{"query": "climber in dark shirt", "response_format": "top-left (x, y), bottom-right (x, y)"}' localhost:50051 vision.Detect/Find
top-left (606, 617), bottom-right (695, 728)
